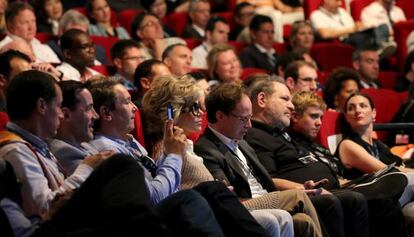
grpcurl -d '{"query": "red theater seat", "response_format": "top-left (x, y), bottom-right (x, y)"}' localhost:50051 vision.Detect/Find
top-left (35, 32), bottom-right (54, 43)
top-left (216, 12), bottom-right (236, 30)
top-left (241, 68), bottom-right (268, 80)
top-left (393, 20), bottom-right (414, 71)
top-left (316, 110), bottom-right (342, 152)
top-left (310, 43), bottom-right (355, 72)
top-left (229, 41), bottom-right (247, 54)
top-left (378, 71), bottom-right (398, 89)
top-left (90, 36), bottom-right (119, 62)
top-left (166, 12), bottom-right (189, 37)
top-left (0, 112), bottom-right (9, 131)
top-left (131, 110), bottom-right (146, 148)
top-left (273, 42), bottom-right (288, 54)
top-left (361, 88), bottom-right (402, 124)
top-left (350, 0), bottom-right (373, 21)
top-left (118, 9), bottom-right (143, 35)
top-left (184, 38), bottom-right (202, 49)
top-left (396, 0), bottom-right (414, 19)
top-left (304, 0), bottom-right (345, 19)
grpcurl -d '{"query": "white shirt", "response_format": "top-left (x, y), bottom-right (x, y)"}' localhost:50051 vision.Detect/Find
top-left (310, 7), bottom-right (355, 40)
top-left (56, 62), bottom-right (100, 82)
top-left (361, 2), bottom-right (406, 31)
top-left (192, 24), bottom-right (205, 38)
top-left (191, 42), bottom-right (210, 69)
top-left (0, 35), bottom-right (61, 63)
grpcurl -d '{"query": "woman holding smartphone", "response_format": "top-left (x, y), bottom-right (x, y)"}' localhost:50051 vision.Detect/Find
top-left (142, 75), bottom-right (333, 237)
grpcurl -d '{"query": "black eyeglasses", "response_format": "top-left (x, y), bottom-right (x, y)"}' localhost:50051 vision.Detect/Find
top-left (228, 112), bottom-right (252, 124)
top-left (72, 42), bottom-right (95, 50)
top-left (182, 102), bottom-right (205, 116)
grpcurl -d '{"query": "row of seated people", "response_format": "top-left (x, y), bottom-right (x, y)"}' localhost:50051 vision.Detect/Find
top-left (2, 0), bottom-right (414, 69)
top-left (3, 0), bottom-right (414, 96)
top-left (1, 68), bottom-right (414, 237)
top-left (1, 1), bottom-right (412, 138)
top-left (0, 24), bottom-right (411, 129)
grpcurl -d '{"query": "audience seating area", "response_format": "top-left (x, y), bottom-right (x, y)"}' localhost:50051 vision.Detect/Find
top-left (2, 0), bottom-right (414, 148)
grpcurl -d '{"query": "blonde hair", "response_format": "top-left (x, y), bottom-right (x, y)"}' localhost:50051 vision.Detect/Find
top-left (207, 44), bottom-right (236, 81)
top-left (142, 74), bottom-right (203, 144)
top-left (292, 91), bottom-right (326, 115)
top-left (289, 21), bottom-right (313, 50)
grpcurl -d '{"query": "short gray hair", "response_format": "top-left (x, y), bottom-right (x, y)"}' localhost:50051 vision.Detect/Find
top-left (59, 10), bottom-right (90, 32)
top-left (189, 0), bottom-right (209, 12)
top-left (248, 78), bottom-right (285, 103)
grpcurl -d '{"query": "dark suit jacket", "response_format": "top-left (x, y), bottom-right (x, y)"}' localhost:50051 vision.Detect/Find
top-left (182, 25), bottom-right (203, 40)
top-left (239, 44), bottom-right (277, 74)
top-left (194, 127), bottom-right (276, 199)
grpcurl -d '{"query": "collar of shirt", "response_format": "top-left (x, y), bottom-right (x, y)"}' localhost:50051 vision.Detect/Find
top-left (201, 41), bottom-right (211, 52)
top-left (96, 133), bottom-right (148, 156)
top-left (209, 125), bottom-right (239, 152)
top-left (254, 43), bottom-right (275, 55)
top-left (114, 73), bottom-right (137, 91)
top-left (192, 24), bottom-right (205, 37)
top-left (251, 119), bottom-right (282, 134)
top-left (6, 122), bottom-right (50, 157)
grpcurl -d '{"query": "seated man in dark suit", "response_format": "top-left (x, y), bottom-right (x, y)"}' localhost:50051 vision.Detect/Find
top-left (194, 82), bottom-right (345, 237)
top-left (182, 0), bottom-right (210, 40)
top-left (245, 78), bottom-right (405, 237)
top-left (239, 15), bottom-right (277, 74)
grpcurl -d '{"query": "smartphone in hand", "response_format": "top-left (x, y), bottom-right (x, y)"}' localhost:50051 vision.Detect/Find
top-left (167, 103), bottom-right (174, 120)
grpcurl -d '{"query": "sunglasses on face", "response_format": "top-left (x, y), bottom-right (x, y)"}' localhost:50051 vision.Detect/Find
top-left (182, 102), bottom-right (205, 116)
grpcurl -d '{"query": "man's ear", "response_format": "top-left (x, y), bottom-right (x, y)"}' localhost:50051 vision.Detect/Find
top-left (0, 75), bottom-right (7, 89)
top-left (291, 110), bottom-right (299, 124)
top-left (99, 106), bottom-right (112, 121)
top-left (285, 77), bottom-right (295, 92)
top-left (63, 49), bottom-right (72, 60)
top-left (215, 110), bottom-right (225, 122)
top-left (352, 61), bottom-right (360, 71)
top-left (140, 77), bottom-right (151, 90)
top-left (36, 98), bottom-right (47, 115)
top-left (205, 31), bottom-right (212, 42)
top-left (113, 58), bottom-right (122, 70)
top-left (163, 57), bottom-right (171, 67)
top-left (61, 107), bottom-right (71, 121)
top-left (136, 29), bottom-right (144, 41)
top-left (256, 91), bottom-right (267, 108)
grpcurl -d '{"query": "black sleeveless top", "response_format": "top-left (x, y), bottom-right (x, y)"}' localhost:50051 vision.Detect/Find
top-left (335, 133), bottom-right (402, 180)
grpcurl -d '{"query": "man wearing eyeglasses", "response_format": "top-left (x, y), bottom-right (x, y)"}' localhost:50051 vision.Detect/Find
top-left (56, 29), bottom-right (100, 82)
top-left (194, 82), bottom-right (331, 237)
top-left (284, 60), bottom-right (319, 93)
top-left (245, 78), bottom-right (370, 237)
top-left (111, 39), bottom-right (145, 91)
